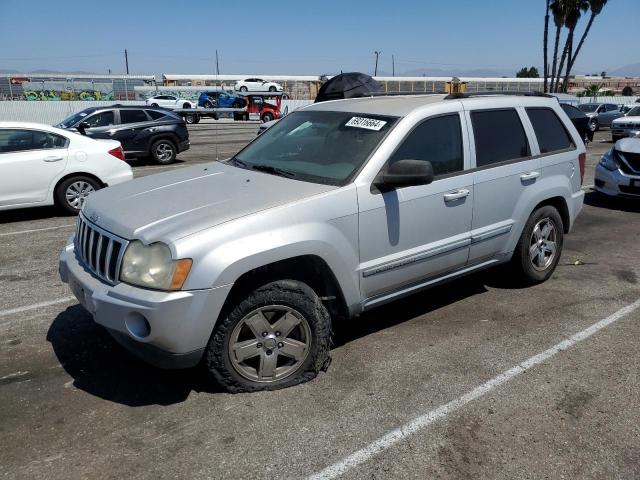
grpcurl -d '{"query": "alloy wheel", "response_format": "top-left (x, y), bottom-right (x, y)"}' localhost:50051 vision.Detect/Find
top-left (155, 143), bottom-right (173, 161)
top-left (228, 305), bottom-right (311, 383)
top-left (529, 217), bottom-right (557, 271)
top-left (65, 181), bottom-right (95, 210)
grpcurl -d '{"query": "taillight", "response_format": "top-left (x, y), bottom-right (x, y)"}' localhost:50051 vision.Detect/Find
top-left (578, 152), bottom-right (586, 184)
top-left (108, 146), bottom-right (125, 161)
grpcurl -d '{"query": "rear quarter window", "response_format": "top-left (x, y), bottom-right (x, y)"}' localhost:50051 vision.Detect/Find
top-left (146, 110), bottom-right (166, 120)
top-left (526, 108), bottom-right (575, 154)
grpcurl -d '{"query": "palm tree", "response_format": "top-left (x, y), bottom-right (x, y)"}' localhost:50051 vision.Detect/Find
top-left (553, 0), bottom-right (589, 92)
top-left (549, 0), bottom-right (568, 93)
top-left (543, 0), bottom-right (551, 92)
top-left (562, 0), bottom-right (609, 90)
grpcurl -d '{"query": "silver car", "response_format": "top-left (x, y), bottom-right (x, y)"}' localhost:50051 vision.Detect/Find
top-left (611, 106), bottom-right (640, 142)
top-left (595, 137), bottom-right (640, 198)
top-left (578, 102), bottom-right (624, 131)
top-left (59, 94), bottom-right (585, 392)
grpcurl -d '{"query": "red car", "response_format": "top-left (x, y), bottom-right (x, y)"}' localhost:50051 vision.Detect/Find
top-left (242, 92), bottom-right (283, 122)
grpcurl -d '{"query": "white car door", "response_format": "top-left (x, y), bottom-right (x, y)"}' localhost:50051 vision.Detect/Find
top-left (0, 128), bottom-right (69, 207)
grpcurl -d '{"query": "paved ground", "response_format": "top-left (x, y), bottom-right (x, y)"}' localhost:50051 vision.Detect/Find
top-left (1, 128), bottom-right (639, 480)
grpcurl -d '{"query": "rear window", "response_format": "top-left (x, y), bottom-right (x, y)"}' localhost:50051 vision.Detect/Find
top-left (526, 108), bottom-right (574, 154)
top-left (146, 110), bottom-right (166, 120)
top-left (471, 109), bottom-right (530, 167)
top-left (120, 109), bottom-right (149, 124)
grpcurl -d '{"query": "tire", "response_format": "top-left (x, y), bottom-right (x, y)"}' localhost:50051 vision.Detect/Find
top-left (204, 101), bottom-right (214, 108)
top-left (182, 102), bottom-right (191, 109)
top-left (185, 114), bottom-right (197, 124)
top-left (232, 101), bottom-right (241, 109)
top-left (268, 86), bottom-right (276, 92)
top-left (589, 119), bottom-right (598, 133)
top-left (511, 205), bottom-right (564, 284)
top-left (262, 113), bottom-right (273, 123)
top-left (55, 176), bottom-right (102, 215)
top-left (150, 103), bottom-right (159, 107)
top-left (204, 280), bottom-right (332, 393)
top-left (239, 86), bottom-right (248, 92)
top-left (150, 138), bottom-right (176, 164)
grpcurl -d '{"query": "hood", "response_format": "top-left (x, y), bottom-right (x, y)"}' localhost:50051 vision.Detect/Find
top-left (83, 162), bottom-right (337, 243)
top-left (613, 115), bottom-right (640, 124)
top-left (615, 137), bottom-right (640, 153)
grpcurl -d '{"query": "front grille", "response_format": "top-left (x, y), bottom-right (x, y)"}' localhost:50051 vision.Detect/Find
top-left (75, 215), bottom-right (128, 284)
top-left (618, 151), bottom-right (640, 174)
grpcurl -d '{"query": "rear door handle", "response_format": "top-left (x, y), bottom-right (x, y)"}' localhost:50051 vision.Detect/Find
top-left (443, 189), bottom-right (470, 202)
top-left (43, 156), bottom-right (63, 162)
top-left (520, 171), bottom-right (540, 181)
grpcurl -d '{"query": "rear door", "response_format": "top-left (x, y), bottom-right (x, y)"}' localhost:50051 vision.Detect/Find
top-left (467, 108), bottom-right (540, 264)
top-left (0, 128), bottom-right (69, 206)
top-left (111, 109), bottom-right (153, 155)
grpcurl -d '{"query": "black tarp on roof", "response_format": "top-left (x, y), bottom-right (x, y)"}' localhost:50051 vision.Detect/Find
top-left (314, 72), bottom-right (381, 103)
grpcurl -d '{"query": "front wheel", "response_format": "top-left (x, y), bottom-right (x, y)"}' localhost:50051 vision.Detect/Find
top-left (511, 205), bottom-right (564, 284)
top-left (589, 119), bottom-right (598, 133)
top-left (204, 280), bottom-right (332, 392)
top-left (55, 176), bottom-right (101, 214)
top-left (203, 101), bottom-right (214, 108)
top-left (262, 113), bottom-right (274, 123)
top-left (239, 86), bottom-right (248, 92)
top-left (268, 86), bottom-right (276, 92)
top-left (150, 139), bottom-right (176, 164)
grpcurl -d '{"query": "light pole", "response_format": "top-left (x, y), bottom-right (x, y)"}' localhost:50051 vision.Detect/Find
top-left (374, 51), bottom-right (381, 76)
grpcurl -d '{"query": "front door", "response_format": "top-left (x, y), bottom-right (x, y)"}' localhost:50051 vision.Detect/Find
top-left (0, 128), bottom-right (69, 206)
top-left (358, 113), bottom-right (474, 300)
top-left (81, 109), bottom-right (116, 141)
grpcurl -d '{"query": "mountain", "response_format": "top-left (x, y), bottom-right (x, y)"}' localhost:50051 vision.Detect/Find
top-left (609, 62), bottom-right (640, 77)
top-left (400, 67), bottom-right (512, 78)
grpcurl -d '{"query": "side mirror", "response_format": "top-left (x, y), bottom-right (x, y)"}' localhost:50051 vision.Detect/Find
top-left (374, 159), bottom-right (434, 190)
top-left (76, 122), bottom-right (90, 135)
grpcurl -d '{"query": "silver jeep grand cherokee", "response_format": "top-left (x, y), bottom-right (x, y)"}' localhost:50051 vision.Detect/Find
top-left (59, 93), bottom-right (585, 392)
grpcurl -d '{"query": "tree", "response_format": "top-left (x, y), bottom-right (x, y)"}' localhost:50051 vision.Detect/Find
top-left (543, 0), bottom-right (551, 91)
top-left (516, 67), bottom-right (540, 78)
top-left (553, 0), bottom-right (589, 92)
top-left (562, 0), bottom-right (609, 91)
top-left (549, 0), bottom-right (568, 92)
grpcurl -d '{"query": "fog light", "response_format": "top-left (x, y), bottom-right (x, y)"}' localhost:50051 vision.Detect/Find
top-left (125, 312), bottom-right (151, 339)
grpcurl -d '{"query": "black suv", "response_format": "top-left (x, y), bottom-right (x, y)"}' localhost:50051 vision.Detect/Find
top-left (56, 105), bottom-right (190, 164)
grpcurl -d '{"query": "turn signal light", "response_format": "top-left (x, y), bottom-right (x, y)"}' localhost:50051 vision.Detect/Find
top-left (169, 259), bottom-right (193, 290)
top-left (108, 146), bottom-right (125, 161)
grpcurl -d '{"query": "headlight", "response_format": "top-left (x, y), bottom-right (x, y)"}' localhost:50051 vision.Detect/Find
top-left (120, 240), bottom-right (192, 291)
top-left (599, 149), bottom-right (619, 171)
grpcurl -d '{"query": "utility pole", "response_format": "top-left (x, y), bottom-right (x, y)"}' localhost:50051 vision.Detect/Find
top-left (124, 49), bottom-right (129, 75)
top-left (392, 55), bottom-right (395, 77)
top-left (374, 51), bottom-right (381, 76)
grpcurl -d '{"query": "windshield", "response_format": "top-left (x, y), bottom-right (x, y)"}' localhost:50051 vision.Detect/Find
top-left (578, 104), bottom-right (598, 113)
top-left (232, 111), bottom-right (397, 186)
top-left (626, 106), bottom-right (640, 116)
top-left (57, 110), bottom-right (91, 128)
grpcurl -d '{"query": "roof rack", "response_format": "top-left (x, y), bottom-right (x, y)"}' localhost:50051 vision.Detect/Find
top-left (443, 91), bottom-right (555, 100)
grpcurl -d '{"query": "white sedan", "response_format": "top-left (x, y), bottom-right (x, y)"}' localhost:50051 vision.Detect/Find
top-left (234, 78), bottom-right (283, 92)
top-left (0, 122), bottom-right (133, 214)
top-left (145, 95), bottom-right (196, 109)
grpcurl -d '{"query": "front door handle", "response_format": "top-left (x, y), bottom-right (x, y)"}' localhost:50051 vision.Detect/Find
top-left (43, 156), bottom-right (63, 162)
top-left (520, 171), bottom-right (540, 181)
top-left (443, 189), bottom-right (470, 202)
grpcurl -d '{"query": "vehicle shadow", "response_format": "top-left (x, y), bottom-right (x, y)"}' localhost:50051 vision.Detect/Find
top-left (584, 190), bottom-right (640, 213)
top-left (0, 206), bottom-right (68, 224)
top-left (47, 305), bottom-right (223, 407)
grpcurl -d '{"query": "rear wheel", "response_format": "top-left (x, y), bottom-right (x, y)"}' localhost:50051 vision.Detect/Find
top-left (55, 176), bottom-right (101, 215)
top-left (204, 280), bottom-right (332, 392)
top-left (150, 139), bottom-right (176, 164)
top-left (511, 205), bottom-right (564, 284)
top-left (589, 119), bottom-right (599, 132)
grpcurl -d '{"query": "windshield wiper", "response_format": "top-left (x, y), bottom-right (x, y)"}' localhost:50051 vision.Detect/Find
top-left (228, 157), bottom-right (249, 168)
top-left (249, 164), bottom-right (297, 178)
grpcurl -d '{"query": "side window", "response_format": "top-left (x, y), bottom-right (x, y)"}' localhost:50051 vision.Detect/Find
top-left (526, 108), bottom-right (574, 154)
top-left (606, 104), bottom-right (618, 112)
top-left (84, 111), bottom-right (115, 128)
top-left (471, 109), bottom-right (530, 167)
top-left (388, 114), bottom-right (464, 177)
top-left (146, 110), bottom-right (166, 120)
top-left (120, 109), bottom-right (149, 124)
top-left (0, 129), bottom-right (67, 153)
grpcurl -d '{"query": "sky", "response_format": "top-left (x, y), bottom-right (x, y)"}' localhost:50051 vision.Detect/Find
top-left (0, 0), bottom-right (638, 77)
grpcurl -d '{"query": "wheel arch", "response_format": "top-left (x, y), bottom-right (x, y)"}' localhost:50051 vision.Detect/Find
top-left (532, 196), bottom-right (571, 234)
top-left (50, 171), bottom-right (105, 208)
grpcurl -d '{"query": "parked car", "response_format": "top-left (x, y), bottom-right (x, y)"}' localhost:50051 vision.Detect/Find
top-left (197, 91), bottom-right (246, 109)
top-left (560, 103), bottom-right (594, 143)
top-left (235, 78), bottom-right (283, 92)
top-left (595, 137), bottom-right (640, 197)
top-left (577, 102), bottom-right (624, 131)
top-left (0, 122), bottom-right (132, 213)
top-left (56, 106), bottom-right (190, 164)
top-left (611, 106), bottom-right (640, 142)
top-left (59, 93), bottom-right (585, 392)
top-left (145, 95), bottom-right (195, 109)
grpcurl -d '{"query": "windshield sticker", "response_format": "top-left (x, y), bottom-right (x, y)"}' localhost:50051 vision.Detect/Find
top-left (345, 117), bottom-right (387, 131)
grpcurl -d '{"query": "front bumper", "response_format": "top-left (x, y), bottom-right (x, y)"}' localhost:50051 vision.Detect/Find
top-left (594, 164), bottom-right (640, 197)
top-left (611, 128), bottom-right (640, 140)
top-left (58, 242), bottom-right (232, 369)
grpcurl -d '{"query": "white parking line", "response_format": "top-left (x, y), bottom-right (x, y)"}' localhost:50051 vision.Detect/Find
top-left (0, 297), bottom-right (75, 319)
top-left (308, 298), bottom-right (640, 480)
top-left (0, 224), bottom-right (74, 237)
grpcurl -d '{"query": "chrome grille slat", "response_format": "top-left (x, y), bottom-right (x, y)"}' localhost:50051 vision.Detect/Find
top-left (74, 214), bottom-right (128, 285)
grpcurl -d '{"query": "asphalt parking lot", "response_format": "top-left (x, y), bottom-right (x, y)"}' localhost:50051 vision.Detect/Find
top-left (1, 127), bottom-right (639, 479)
